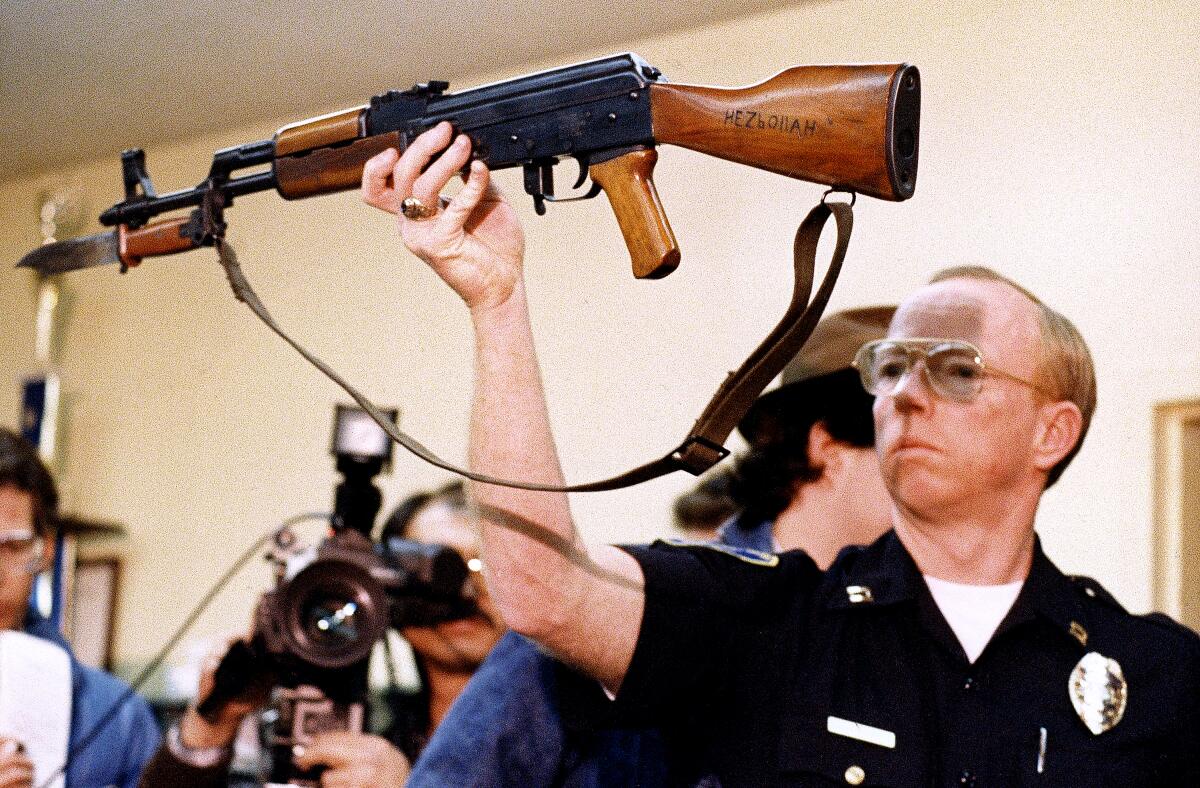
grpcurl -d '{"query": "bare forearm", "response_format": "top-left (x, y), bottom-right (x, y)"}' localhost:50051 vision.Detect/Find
top-left (467, 284), bottom-right (642, 688)
top-left (467, 281), bottom-right (580, 624)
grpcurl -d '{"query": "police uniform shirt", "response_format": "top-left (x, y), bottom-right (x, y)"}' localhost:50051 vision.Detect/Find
top-left (570, 531), bottom-right (1200, 787)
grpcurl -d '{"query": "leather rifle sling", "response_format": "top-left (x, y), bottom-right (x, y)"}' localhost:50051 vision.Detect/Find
top-left (215, 198), bottom-right (853, 493)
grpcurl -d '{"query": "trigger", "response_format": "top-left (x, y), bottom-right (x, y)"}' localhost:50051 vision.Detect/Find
top-left (572, 155), bottom-right (590, 190)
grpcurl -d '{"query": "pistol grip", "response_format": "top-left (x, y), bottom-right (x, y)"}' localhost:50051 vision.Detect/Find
top-left (589, 149), bottom-right (680, 279)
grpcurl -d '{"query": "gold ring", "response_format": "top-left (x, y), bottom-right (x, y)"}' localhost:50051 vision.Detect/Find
top-left (401, 196), bottom-right (439, 221)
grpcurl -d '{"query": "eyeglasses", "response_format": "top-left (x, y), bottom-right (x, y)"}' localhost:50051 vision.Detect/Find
top-left (853, 338), bottom-right (1054, 403)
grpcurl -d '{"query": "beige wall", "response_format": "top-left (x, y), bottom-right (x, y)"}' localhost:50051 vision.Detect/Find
top-left (1, 0), bottom-right (1197, 674)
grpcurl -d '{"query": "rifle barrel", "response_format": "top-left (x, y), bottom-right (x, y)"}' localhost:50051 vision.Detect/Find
top-left (100, 170), bottom-right (278, 227)
top-left (210, 139), bottom-right (277, 175)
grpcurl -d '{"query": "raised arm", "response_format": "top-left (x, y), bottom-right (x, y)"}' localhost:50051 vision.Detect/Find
top-left (362, 123), bottom-right (643, 690)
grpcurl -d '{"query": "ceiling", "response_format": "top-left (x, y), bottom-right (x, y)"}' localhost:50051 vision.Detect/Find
top-left (0, 0), bottom-right (790, 180)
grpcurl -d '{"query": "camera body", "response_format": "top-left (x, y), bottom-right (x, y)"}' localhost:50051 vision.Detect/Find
top-left (200, 528), bottom-right (478, 785)
top-left (198, 405), bottom-right (476, 786)
top-left (255, 529), bottom-right (477, 786)
top-left (254, 528), bottom-right (475, 688)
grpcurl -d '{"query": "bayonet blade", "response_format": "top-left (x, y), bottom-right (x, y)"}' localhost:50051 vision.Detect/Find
top-left (16, 231), bottom-right (121, 275)
top-left (16, 215), bottom-right (199, 275)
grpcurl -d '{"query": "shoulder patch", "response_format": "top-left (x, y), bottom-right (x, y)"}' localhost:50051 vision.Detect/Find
top-left (658, 537), bottom-right (780, 567)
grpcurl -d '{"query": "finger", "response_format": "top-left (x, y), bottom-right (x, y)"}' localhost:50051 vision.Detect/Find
top-left (361, 148), bottom-right (402, 213)
top-left (481, 175), bottom-right (506, 204)
top-left (442, 159), bottom-right (491, 227)
top-left (411, 133), bottom-right (472, 203)
top-left (318, 768), bottom-right (368, 788)
top-left (198, 638), bottom-right (235, 683)
top-left (292, 731), bottom-right (369, 770)
top-left (391, 122), bottom-right (454, 204)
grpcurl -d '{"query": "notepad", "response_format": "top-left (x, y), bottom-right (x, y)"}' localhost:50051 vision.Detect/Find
top-left (0, 631), bottom-right (72, 788)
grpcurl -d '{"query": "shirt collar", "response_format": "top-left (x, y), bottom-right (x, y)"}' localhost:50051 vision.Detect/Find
top-left (826, 531), bottom-right (1091, 651)
top-left (824, 530), bottom-right (923, 609)
top-left (717, 512), bottom-right (777, 553)
top-left (22, 605), bottom-right (76, 656)
top-left (994, 539), bottom-right (1090, 650)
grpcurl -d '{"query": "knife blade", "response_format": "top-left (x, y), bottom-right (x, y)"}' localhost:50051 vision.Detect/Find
top-left (15, 217), bottom-right (199, 275)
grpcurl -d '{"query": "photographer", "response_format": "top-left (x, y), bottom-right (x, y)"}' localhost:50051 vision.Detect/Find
top-left (0, 428), bottom-right (160, 788)
top-left (139, 481), bottom-right (505, 787)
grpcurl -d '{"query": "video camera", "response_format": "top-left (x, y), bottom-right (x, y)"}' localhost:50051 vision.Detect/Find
top-left (198, 405), bottom-right (476, 786)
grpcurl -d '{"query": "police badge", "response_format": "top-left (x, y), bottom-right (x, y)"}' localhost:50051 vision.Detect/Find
top-left (1068, 651), bottom-right (1127, 735)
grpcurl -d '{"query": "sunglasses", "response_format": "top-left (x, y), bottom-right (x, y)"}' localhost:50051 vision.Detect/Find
top-left (853, 338), bottom-right (1053, 403)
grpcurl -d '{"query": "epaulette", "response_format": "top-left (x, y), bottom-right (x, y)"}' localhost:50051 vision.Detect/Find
top-left (1141, 612), bottom-right (1200, 649)
top-left (657, 537), bottom-right (779, 567)
top-left (1067, 574), bottom-right (1126, 612)
top-left (1070, 576), bottom-right (1200, 648)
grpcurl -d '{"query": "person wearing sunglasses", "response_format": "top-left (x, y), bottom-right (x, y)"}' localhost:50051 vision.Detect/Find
top-left (363, 127), bottom-right (1198, 786)
top-left (0, 428), bottom-right (160, 788)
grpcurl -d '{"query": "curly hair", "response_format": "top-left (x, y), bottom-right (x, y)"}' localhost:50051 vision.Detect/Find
top-left (729, 369), bottom-right (875, 524)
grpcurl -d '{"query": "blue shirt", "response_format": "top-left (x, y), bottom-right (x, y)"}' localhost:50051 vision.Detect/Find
top-left (407, 517), bottom-right (774, 787)
top-left (24, 611), bottom-right (161, 788)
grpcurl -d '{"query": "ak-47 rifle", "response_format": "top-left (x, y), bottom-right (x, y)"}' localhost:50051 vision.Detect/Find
top-left (20, 53), bottom-right (919, 280)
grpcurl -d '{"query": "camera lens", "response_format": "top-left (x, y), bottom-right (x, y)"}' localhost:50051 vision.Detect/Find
top-left (280, 558), bottom-right (389, 669)
top-left (301, 595), bottom-right (362, 646)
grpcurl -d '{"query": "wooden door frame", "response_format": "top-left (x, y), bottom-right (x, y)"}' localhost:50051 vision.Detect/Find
top-left (1152, 399), bottom-right (1200, 626)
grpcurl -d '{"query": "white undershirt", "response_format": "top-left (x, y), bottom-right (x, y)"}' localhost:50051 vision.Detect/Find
top-left (923, 575), bottom-right (1024, 663)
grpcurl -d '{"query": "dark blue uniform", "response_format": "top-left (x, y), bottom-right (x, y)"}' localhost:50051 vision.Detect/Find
top-left (569, 531), bottom-right (1199, 787)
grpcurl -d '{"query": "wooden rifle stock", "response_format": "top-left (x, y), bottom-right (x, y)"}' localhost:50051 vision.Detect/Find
top-left (584, 64), bottom-right (917, 277)
top-left (650, 64), bottom-right (919, 201)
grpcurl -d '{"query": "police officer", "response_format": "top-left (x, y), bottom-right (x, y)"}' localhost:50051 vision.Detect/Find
top-left (403, 306), bottom-right (897, 787)
top-left (361, 125), bottom-right (1200, 786)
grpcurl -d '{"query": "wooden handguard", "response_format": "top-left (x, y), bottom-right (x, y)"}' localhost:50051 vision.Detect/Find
top-left (589, 149), bottom-right (680, 279)
top-left (273, 108), bottom-right (402, 200)
top-left (118, 217), bottom-right (197, 268)
top-left (650, 64), bottom-right (919, 201)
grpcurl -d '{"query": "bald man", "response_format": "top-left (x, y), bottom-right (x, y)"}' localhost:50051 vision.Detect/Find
top-left (362, 125), bottom-right (1198, 786)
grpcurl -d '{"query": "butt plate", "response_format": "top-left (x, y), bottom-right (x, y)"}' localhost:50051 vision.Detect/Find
top-left (886, 65), bottom-right (920, 200)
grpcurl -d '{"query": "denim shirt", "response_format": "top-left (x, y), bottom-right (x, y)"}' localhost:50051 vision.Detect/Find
top-left (23, 611), bottom-right (161, 788)
top-left (407, 517), bottom-right (774, 788)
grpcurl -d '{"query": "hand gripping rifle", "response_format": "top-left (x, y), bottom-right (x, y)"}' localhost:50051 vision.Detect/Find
top-left (19, 52), bottom-right (920, 493)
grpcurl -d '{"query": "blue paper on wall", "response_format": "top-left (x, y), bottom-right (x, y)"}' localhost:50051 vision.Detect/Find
top-left (21, 376), bottom-right (49, 446)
